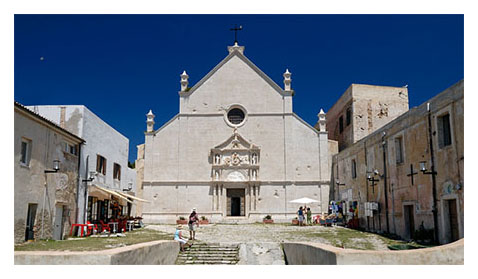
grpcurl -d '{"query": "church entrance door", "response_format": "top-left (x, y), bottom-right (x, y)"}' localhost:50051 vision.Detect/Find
top-left (226, 188), bottom-right (245, 216)
top-left (231, 197), bottom-right (241, 216)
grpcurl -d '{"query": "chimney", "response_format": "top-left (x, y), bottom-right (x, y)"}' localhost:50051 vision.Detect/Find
top-left (60, 106), bottom-right (66, 129)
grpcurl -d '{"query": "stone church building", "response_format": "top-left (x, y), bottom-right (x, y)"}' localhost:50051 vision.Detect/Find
top-left (140, 43), bottom-right (335, 223)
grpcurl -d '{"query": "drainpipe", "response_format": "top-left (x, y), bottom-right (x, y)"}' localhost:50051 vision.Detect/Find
top-left (75, 143), bottom-right (82, 224)
top-left (364, 141), bottom-right (369, 231)
top-left (381, 132), bottom-right (390, 234)
top-left (84, 155), bottom-right (89, 224)
top-left (427, 103), bottom-right (439, 244)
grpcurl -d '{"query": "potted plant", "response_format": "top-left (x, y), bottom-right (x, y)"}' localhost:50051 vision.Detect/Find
top-left (263, 215), bottom-right (274, 224)
top-left (292, 217), bottom-right (299, 225)
top-left (199, 216), bottom-right (209, 225)
top-left (176, 216), bottom-right (187, 225)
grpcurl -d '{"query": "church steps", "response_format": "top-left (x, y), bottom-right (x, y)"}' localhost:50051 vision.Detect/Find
top-left (176, 242), bottom-right (239, 265)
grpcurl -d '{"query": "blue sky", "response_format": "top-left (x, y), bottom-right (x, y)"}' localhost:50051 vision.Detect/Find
top-left (14, 14), bottom-right (464, 163)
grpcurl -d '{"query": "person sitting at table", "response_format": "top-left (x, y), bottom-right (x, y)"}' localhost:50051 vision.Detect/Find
top-left (174, 225), bottom-right (192, 252)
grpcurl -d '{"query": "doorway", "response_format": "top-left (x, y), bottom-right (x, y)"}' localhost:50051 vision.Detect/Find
top-left (227, 188), bottom-right (245, 216)
top-left (25, 203), bottom-right (38, 241)
top-left (53, 205), bottom-right (64, 240)
top-left (403, 204), bottom-right (415, 240)
top-left (447, 199), bottom-right (459, 242)
top-left (231, 197), bottom-right (241, 216)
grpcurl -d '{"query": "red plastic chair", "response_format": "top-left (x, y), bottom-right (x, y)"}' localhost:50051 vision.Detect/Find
top-left (118, 219), bottom-right (127, 233)
top-left (86, 221), bottom-right (98, 236)
top-left (99, 220), bottom-right (111, 233)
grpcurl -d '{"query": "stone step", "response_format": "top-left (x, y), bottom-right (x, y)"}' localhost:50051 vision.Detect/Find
top-left (179, 252), bottom-right (238, 256)
top-left (185, 247), bottom-right (238, 250)
top-left (178, 260), bottom-right (238, 265)
top-left (176, 242), bottom-right (239, 265)
top-left (184, 249), bottom-right (238, 253)
top-left (178, 255), bottom-right (237, 260)
top-left (181, 251), bottom-right (237, 255)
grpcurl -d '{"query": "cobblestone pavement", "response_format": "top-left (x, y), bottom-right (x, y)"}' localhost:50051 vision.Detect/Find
top-left (147, 223), bottom-right (390, 251)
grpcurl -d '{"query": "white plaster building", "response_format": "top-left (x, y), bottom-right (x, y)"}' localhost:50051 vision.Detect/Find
top-left (27, 105), bottom-right (140, 224)
top-left (141, 44), bottom-right (334, 223)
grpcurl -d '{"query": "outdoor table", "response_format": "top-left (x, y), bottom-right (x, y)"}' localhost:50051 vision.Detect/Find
top-left (108, 222), bottom-right (118, 233)
top-left (69, 224), bottom-right (88, 237)
top-left (127, 220), bottom-right (134, 231)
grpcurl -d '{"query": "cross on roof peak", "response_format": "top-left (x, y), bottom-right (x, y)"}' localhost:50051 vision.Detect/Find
top-left (230, 25), bottom-right (243, 44)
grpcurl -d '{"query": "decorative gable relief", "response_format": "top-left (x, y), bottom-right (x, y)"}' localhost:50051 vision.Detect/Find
top-left (210, 129), bottom-right (260, 182)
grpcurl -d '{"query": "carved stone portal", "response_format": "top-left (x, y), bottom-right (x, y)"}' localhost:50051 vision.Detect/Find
top-left (210, 129), bottom-right (260, 182)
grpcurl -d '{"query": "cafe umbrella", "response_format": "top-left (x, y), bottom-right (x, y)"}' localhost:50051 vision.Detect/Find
top-left (288, 197), bottom-right (320, 205)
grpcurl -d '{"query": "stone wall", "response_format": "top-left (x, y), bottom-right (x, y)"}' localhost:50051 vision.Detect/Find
top-left (324, 84), bottom-right (409, 151)
top-left (134, 144), bottom-right (145, 216)
top-left (282, 238), bottom-right (464, 265)
top-left (14, 104), bottom-right (82, 243)
top-left (330, 80), bottom-right (464, 244)
top-left (14, 240), bottom-right (178, 265)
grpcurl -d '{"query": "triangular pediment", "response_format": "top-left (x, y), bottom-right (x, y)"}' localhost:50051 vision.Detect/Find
top-left (180, 48), bottom-right (285, 98)
top-left (212, 129), bottom-right (259, 151)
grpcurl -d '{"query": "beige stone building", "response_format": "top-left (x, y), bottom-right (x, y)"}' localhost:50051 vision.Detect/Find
top-left (322, 84), bottom-right (409, 151)
top-left (14, 102), bottom-right (84, 243)
top-left (140, 44), bottom-right (334, 223)
top-left (330, 80), bottom-right (463, 244)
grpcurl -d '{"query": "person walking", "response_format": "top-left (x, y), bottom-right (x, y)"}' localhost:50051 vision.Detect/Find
top-left (298, 206), bottom-right (304, 226)
top-left (174, 225), bottom-right (191, 252)
top-left (188, 208), bottom-right (199, 240)
top-left (306, 207), bottom-right (312, 225)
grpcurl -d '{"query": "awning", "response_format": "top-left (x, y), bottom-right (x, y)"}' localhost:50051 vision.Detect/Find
top-left (89, 185), bottom-right (132, 204)
top-left (116, 191), bottom-right (150, 203)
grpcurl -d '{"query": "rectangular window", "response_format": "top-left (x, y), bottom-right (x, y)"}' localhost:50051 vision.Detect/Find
top-left (113, 163), bottom-right (121, 180)
top-left (346, 107), bottom-right (352, 126)
top-left (96, 155), bottom-right (107, 175)
top-left (351, 159), bottom-right (357, 179)
top-left (395, 136), bottom-right (404, 164)
top-left (339, 116), bottom-right (344, 133)
top-left (64, 142), bottom-right (78, 156)
top-left (438, 114), bottom-right (452, 148)
top-left (20, 138), bottom-right (32, 166)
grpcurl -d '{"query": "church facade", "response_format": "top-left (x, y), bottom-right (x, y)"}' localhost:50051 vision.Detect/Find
top-left (141, 44), bottom-right (334, 223)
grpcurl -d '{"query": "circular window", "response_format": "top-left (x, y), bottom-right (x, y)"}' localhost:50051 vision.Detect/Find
top-left (227, 108), bottom-right (245, 125)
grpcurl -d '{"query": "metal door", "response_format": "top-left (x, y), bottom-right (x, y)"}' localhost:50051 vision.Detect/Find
top-left (53, 206), bottom-right (63, 240)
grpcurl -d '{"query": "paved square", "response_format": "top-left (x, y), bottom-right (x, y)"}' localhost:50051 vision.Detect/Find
top-left (148, 223), bottom-right (398, 250)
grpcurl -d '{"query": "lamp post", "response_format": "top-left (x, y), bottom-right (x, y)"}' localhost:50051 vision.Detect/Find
top-left (123, 182), bottom-right (133, 192)
top-left (44, 159), bottom-right (60, 173)
top-left (82, 171), bottom-right (97, 183)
